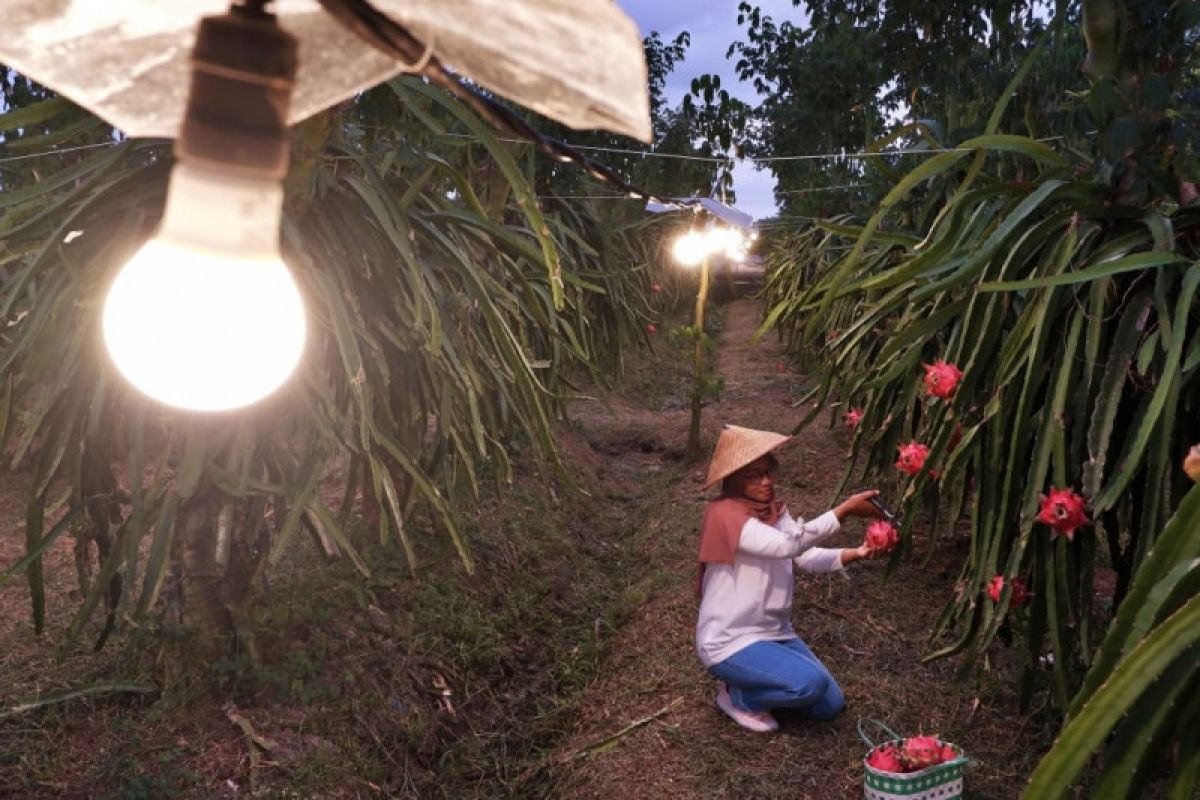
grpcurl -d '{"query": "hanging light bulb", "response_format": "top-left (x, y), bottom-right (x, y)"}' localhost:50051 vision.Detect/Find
top-left (102, 2), bottom-right (306, 412)
top-left (672, 230), bottom-right (708, 267)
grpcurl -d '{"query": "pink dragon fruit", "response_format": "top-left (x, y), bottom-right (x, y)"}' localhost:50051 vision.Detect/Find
top-left (987, 575), bottom-right (1005, 604)
top-left (865, 520), bottom-right (899, 553)
top-left (895, 442), bottom-right (930, 476)
top-left (923, 359), bottom-right (963, 400)
top-left (939, 744), bottom-right (959, 764)
top-left (1009, 577), bottom-right (1032, 608)
top-left (901, 735), bottom-right (944, 771)
top-left (988, 576), bottom-right (1031, 608)
top-left (866, 744), bottom-right (904, 773)
top-left (1185, 445), bottom-right (1200, 482)
top-left (1037, 488), bottom-right (1089, 540)
top-left (845, 407), bottom-right (864, 428)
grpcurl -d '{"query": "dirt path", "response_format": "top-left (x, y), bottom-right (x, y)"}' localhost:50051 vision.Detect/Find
top-left (549, 299), bottom-right (1038, 799)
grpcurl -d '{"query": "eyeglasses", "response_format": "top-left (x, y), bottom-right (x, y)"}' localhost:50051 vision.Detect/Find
top-left (736, 468), bottom-right (776, 483)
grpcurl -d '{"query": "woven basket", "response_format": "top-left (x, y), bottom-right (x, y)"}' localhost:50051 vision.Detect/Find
top-left (858, 719), bottom-right (967, 800)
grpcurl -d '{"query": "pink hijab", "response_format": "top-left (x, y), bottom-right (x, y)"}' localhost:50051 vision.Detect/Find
top-left (695, 493), bottom-right (786, 597)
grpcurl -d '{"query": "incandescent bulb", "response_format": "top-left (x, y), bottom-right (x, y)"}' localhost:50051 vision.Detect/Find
top-left (102, 163), bottom-right (306, 411)
top-left (672, 231), bottom-right (708, 267)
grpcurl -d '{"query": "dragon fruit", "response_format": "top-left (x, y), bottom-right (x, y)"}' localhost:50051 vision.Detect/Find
top-left (987, 575), bottom-right (1004, 604)
top-left (895, 442), bottom-right (930, 476)
top-left (1185, 445), bottom-right (1200, 482)
top-left (1037, 488), bottom-right (1089, 540)
top-left (901, 735), bottom-right (944, 771)
top-left (651, 282), bottom-right (662, 294)
top-left (866, 744), bottom-right (904, 773)
top-left (923, 359), bottom-right (963, 400)
top-left (645, 323), bottom-right (657, 335)
top-left (866, 520), bottom-right (899, 553)
top-left (867, 735), bottom-right (961, 775)
top-left (1009, 577), bottom-right (1031, 607)
top-left (989, 575), bottom-right (1031, 608)
top-left (845, 407), bottom-right (864, 428)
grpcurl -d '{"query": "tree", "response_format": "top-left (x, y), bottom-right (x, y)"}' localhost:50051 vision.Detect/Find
top-left (727, 1), bottom-right (1088, 216)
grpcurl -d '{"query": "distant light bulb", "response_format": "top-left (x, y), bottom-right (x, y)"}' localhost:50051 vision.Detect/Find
top-left (103, 163), bottom-right (306, 411)
top-left (705, 227), bottom-right (746, 260)
top-left (673, 231), bottom-right (708, 266)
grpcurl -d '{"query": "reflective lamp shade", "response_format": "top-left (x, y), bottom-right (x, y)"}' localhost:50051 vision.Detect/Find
top-left (102, 163), bottom-right (306, 411)
top-left (0, 0), bottom-right (651, 143)
top-left (672, 231), bottom-right (708, 267)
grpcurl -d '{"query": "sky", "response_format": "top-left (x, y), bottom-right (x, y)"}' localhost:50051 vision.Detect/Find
top-left (619, 0), bottom-right (808, 222)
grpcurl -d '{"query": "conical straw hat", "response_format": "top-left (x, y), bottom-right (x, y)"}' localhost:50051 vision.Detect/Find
top-left (703, 425), bottom-right (793, 490)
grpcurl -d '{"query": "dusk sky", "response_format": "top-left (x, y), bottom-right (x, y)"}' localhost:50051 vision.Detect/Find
top-left (619, 0), bottom-right (810, 221)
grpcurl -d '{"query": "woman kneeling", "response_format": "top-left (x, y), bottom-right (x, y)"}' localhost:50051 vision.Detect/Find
top-left (695, 425), bottom-right (884, 732)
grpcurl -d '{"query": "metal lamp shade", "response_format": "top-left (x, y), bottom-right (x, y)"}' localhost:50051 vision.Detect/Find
top-left (0, 0), bottom-right (651, 142)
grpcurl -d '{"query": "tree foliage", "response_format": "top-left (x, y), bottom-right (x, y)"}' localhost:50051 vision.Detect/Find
top-left (728, 1), bottom-right (1092, 216)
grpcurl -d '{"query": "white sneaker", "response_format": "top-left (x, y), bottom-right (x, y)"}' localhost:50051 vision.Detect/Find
top-left (716, 684), bottom-right (778, 732)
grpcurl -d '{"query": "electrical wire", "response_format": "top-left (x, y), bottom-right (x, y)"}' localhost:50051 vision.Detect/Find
top-left (0, 141), bottom-right (121, 163)
top-left (775, 184), bottom-right (864, 195)
top-left (349, 124), bottom-right (1069, 167)
top-left (434, 132), bottom-right (731, 162)
top-left (535, 195), bottom-right (641, 200)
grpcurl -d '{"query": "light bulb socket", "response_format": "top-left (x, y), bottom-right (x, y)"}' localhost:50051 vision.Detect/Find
top-left (176, 5), bottom-right (298, 180)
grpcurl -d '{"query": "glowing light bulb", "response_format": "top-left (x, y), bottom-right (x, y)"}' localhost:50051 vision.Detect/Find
top-left (103, 163), bottom-right (306, 411)
top-left (673, 231), bottom-right (708, 266)
top-left (705, 227), bottom-right (746, 260)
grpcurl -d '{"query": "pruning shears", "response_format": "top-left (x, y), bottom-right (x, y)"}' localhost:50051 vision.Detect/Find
top-left (868, 495), bottom-right (898, 524)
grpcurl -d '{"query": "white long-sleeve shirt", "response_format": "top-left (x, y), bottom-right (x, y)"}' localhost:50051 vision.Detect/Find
top-left (695, 509), bottom-right (843, 668)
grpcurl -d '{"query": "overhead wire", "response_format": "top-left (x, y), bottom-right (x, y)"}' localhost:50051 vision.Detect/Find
top-left (0, 140), bottom-right (121, 163)
top-left (347, 124), bottom-right (1069, 168)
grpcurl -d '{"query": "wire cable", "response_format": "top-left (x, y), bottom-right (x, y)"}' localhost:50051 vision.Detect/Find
top-left (0, 141), bottom-right (121, 164)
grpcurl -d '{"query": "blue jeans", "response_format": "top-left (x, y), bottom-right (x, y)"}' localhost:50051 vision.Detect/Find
top-left (708, 637), bottom-right (845, 720)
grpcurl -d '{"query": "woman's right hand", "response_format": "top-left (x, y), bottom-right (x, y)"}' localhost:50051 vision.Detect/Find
top-left (834, 489), bottom-right (884, 521)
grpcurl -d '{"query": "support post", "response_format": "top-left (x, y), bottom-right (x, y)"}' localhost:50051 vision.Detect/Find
top-left (687, 255), bottom-right (711, 456)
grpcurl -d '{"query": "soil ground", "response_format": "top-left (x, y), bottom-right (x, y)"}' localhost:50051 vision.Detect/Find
top-left (0, 298), bottom-right (1047, 798)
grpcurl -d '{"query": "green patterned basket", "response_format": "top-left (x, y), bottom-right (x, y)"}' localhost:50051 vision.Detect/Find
top-left (858, 719), bottom-right (967, 800)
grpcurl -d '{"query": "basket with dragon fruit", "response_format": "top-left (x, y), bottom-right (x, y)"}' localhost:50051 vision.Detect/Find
top-left (858, 719), bottom-right (967, 800)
